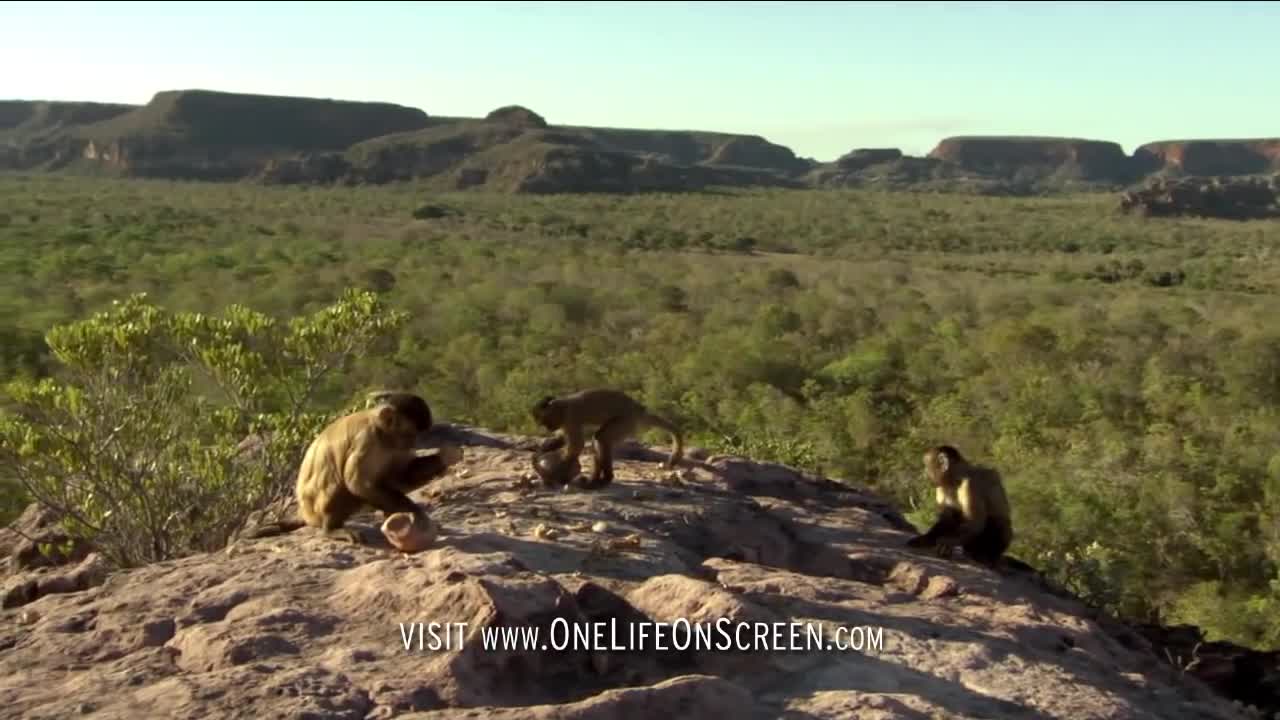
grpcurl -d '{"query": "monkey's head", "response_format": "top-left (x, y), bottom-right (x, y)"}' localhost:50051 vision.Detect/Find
top-left (368, 391), bottom-right (434, 434)
top-left (530, 396), bottom-right (562, 431)
top-left (923, 445), bottom-right (964, 487)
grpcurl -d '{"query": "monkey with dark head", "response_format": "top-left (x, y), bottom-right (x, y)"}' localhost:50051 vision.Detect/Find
top-left (530, 388), bottom-right (683, 490)
top-left (905, 445), bottom-right (1012, 567)
top-left (246, 391), bottom-right (462, 544)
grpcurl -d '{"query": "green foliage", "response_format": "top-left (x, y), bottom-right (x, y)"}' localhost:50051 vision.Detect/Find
top-left (3, 175), bottom-right (1280, 649)
top-left (0, 289), bottom-right (407, 568)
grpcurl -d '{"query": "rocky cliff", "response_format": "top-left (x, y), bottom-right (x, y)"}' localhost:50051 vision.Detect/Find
top-left (0, 100), bottom-right (136, 142)
top-left (927, 136), bottom-right (1138, 183)
top-left (1, 426), bottom-right (1275, 719)
top-left (2, 87), bottom-right (1279, 195)
top-left (1135, 140), bottom-right (1280, 177)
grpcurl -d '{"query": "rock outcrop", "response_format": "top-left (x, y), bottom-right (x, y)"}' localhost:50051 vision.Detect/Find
top-left (0, 426), bottom-right (1271, 719)
top-left (835, 148), bottom-right (904, 171)
top-left (0, 100), bottom-right (136, 142)
top-left (1135, 140), bottom-right (1280, 177)
top-left (928, 136), bottom-right (1138, 183)
top-left (483, 105), bottom-right (549, 129)
top-left (1119, 176), bottom-right (1279, 219)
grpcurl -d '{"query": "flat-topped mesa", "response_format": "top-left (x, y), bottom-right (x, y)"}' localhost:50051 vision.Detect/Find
top-left (928, 136), bottom-right (1133, 181)
top-left (835, 148), bottom-right (904, 171)
top-left (1135, 139), bottom-right (1280, 176)
top-left (111, 89), bottom-right (433, 150)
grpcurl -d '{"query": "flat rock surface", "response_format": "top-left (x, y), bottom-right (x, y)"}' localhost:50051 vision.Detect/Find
top-left (0, 427), bottom-right (1255, 720)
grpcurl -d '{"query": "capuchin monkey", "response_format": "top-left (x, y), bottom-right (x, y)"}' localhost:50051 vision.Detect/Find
top-left (530, 388), bottom-right (683, 489)
top-left (245, 391), bottom-right (462, 544)
top-left (906, 445), bottom-right (1012, 567)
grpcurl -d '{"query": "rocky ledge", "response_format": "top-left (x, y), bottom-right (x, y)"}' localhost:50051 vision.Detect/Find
top-left (0, 427), bottom-right (1272, 719)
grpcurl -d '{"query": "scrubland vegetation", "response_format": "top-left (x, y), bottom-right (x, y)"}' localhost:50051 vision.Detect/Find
top-left (2, 173), bottom-right (1279, 650)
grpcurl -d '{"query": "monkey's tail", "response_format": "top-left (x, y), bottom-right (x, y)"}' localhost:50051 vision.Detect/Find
top-left (645, 414), bottom-right (684, 467)
top-left (240, 518), bottom-right (306, 540)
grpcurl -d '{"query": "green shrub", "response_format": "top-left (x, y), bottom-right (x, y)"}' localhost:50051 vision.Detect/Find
top-left (0, 288), bottom-right (407, 568)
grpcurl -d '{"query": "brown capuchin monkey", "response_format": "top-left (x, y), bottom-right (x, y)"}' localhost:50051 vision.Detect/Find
top-left (906, 444), bottom-right (1012, 567)
top-left (530, 388), bottom-right (683, 489)
top-left (245, 391), bottom-right (462, 544)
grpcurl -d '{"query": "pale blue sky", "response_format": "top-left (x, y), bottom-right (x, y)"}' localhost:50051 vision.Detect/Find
top-left (2, 1), bottom-right (1276, 160)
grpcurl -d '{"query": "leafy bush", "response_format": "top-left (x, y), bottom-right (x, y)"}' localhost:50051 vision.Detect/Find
top-left (0, 289), bottom-right (407, 568)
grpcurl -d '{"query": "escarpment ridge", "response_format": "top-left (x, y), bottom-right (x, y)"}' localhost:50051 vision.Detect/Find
top-left (1, 89), bottom-right (1277, 194)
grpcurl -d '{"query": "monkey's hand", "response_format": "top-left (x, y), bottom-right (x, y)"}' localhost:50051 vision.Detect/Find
top-left (437, 444), bottom-right (464, 467)
top-left (538, 436), bottom-right (566, 453)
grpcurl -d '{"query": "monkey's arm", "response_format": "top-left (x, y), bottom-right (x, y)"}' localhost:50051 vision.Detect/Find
top-left (538, 433), bottom-right (566, 452)
top-left (906, 507), bottom-right (966, 546)
top-left (394, 447), bottom-right (463, 494)
top-left (560, 425), bottom-right (585, 460)
top-left (343, 431), bottom-right (423, 518)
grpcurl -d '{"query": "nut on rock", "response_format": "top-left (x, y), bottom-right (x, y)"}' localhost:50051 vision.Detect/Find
top-left (381, 511), bottom-right (439, 553)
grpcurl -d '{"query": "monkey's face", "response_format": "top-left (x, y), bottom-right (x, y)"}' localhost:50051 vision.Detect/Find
top-left (531, 398), bottom-right (561, 431)
top-left (923, 450), bottom-right (947, 487)
top-left (368, 392), bottom-right (433, 433)
top-left (373, 404), bottom-right (421, 446)
top-left (390, 394), bottom-right (433, 433)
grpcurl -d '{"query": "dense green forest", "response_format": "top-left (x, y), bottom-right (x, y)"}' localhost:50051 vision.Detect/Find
top-left (2, 173), bottom-right (1279, 651)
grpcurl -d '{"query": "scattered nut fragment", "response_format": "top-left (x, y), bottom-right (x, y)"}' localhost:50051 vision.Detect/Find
top-left (455, 467), bottom-right (470, 478)
top-left (566, 521), bottom-right (591, 532)
top-left (18, 610), bottom-right (39, 625)
top-left (493, 509), bottom-right (509, 519)
top-left (532, 523), bottom-right (562, 540)
top-left (591, 521), bottom-right (609, 533)
top-left (610, 533), bottom-right (642, 550)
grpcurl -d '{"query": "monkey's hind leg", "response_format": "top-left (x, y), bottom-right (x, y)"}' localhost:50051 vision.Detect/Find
top-left (962, 517), bottom-right (1012, 568)
top-left (315, 487), bottom-right (364, 545)
top-left (577, 416), bottom-right (631, 489)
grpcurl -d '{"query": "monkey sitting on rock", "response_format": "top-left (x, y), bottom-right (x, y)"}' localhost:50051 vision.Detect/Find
top-left (529, 388), bottom-right (683, 489)
top-left (246, 391), bottom-right (462, 545)
top-left (906, 444), bottom-right (1012, 568)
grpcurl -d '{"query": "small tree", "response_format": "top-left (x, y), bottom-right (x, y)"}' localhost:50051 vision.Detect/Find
top-left (0, 289), bottom-right (408, 568)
